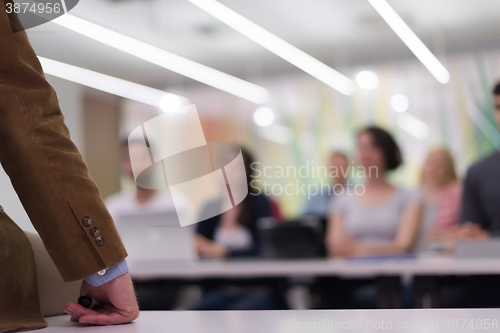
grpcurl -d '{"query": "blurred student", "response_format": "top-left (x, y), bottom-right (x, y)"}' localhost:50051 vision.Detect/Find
top-left (105, 139), bottom-right (178, 223)
top-left (195, 148), bottom-right (272, 258)
top-left (414, 149), bottom-right (462, 252)
top-left (437, 83), bottom-right (500, 308)
top-left (193, 149), bottom-right (283, 310)
top-left (445, 82), bottom-right (500, 243)
top-left (327, 127), bottom-right (422, 257)
top-left (105, 139), bottom-right (181, 310)
top-left (304, 152), bottom-right (349, 221)
top-left (318, 127), bottom-right (422, 309)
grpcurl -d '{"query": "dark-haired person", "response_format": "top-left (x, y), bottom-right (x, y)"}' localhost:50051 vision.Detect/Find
top-left (318, 127), bottom-right (422, 309)
top-left (447, 82), bottom-right (500, 241)
top-left (327, 127), bottom-right (422, 258)
top-left (195, 149), bottom-right (272, 258)
top-left (193, 149), bottom-right (283, 310)
top-left (436, 82), bottom-right (500, 308)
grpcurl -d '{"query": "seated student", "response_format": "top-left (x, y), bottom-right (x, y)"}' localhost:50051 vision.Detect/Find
top-left (443, 83), bottom-right (500, 243)
top-left (318, 127), bottom-right (422, 309)
top-left (106, 139), bottom-right (179, 222)
top-left (193, 149), bottom-right (284, 310)
top-left (414, 149), bottom-right (462, 252)
top-left (447, 82), bottom-right (500, 240)
top-left (195, 148), bottom-right (272, 258)
top-left (105, 139), bottom-right (184, 310)
top-left (436, 83), bottom-right (500, 308)
top-left (327, 127), bottom-right (422, 257)
top-left (304, 152), bottom-right (350, 221)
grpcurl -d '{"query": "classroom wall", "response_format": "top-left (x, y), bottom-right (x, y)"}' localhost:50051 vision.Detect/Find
top-left (82, 92), bottom-right (121, 200)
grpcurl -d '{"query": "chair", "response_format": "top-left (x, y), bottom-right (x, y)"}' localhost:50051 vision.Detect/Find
top-left (258, 217), bottom-right (323, 259)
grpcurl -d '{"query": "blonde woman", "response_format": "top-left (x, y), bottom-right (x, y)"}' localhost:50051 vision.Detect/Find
top-left (415, 149), bottom-right (462, 251)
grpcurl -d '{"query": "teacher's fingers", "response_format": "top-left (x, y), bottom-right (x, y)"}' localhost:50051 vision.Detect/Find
top-left (63, 302), bottom-right (99, 321)
top-left (78, 312), bottom-right (135, 326)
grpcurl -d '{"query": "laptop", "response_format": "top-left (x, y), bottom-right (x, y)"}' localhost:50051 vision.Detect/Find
top-left (117, 210), bottom-right (198, 261)
top-left (454, 239), bottom-right (500, 258)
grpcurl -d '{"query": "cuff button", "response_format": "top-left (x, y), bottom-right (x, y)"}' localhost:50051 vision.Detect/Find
top-left (95, 236), bottom-right (105, 246)
top-left (97, 269), bottom-right (106, 276)
top-left (82, 216), bottom-right (93, 226)
top-left (90, 227), bottom-right (100, 237)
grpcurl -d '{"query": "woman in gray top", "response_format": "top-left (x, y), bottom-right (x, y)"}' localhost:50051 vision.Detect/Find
top-left (327, 127), bottom-right (422, 257)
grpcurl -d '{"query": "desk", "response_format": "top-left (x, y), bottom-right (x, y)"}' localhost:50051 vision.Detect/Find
top-left (129, 256), bottom-right (500, 279)
top-left (44, 309), bottom-right (500, 332)
top-left (129, 256), bottom-right (500, 308)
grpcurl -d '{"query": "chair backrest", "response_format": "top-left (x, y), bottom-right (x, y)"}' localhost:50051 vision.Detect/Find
top-left (258, 217), bottom-right (324, 259)
top-left (24, 232), bottom-right (81, 317)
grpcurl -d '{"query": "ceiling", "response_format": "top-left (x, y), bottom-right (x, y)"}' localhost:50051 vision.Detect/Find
top-left (28, 0), bottom-right (500, 91)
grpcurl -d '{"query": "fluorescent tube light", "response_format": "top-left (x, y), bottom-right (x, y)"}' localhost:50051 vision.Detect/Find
top-left (39, 56), bottom-right (189, 112)
top-left (398, 113), bottom-right (429, 140)
top-left (51, 15), bottom-right (270, 104)
top-left (367, 0), bottom-right (450, 84)
top-left (187, 0), bottom-right (356, 96)
top-left (258, 124), bottom-right (293, 144)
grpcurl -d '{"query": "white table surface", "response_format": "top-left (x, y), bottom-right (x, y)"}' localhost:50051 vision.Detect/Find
top-left (44, 309), bottom-right (500, 333)
top-left (129, 256), bottom-right (500, 280)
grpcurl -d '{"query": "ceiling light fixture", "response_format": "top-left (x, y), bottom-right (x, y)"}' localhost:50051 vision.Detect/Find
top-left (398, 113), bottom-right (429, 140)
top-left (390, 94), bottom-right (409, 112)
top-left (187, 0), bottom-right (356, 95)
top-left (367, 0), bottom-right (450, 84)
top-left (258, 124), bottom-right (293, 144)
top-left (39, 56), bottom-right (189, 112)
top-left (253, 107), bottom-right (275, 127)
top-left (356, 71), bottom-right (379, 89)
top-left (52, 14), bottom-right (270, 104)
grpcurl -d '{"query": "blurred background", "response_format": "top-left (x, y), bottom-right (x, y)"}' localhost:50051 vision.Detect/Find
top-left (3, 0), bottom-right (500, 311)
top-left (3, 0), bottom-right (498, 228)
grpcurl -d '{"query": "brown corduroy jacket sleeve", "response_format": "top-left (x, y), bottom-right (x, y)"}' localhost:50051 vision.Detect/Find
top-left (0, 2), bottom-right (127, 282)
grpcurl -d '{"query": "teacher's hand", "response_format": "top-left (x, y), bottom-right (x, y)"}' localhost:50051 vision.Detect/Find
top-left (63, 272), bottom-right (139, 325)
